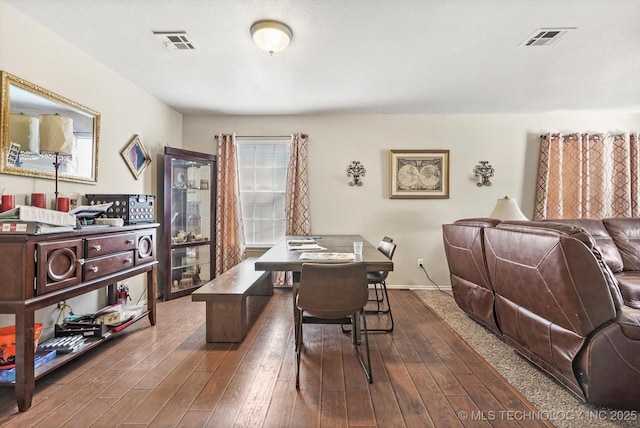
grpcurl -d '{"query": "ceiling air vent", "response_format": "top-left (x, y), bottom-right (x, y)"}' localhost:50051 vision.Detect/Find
top-left (153, 31), bottom-right (198, 51)
top-left (520, 28), bottom-right (576, 47)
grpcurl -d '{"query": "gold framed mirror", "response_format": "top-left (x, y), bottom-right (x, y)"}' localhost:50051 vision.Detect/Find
top-left (0, 71), bottom-right (100, 183)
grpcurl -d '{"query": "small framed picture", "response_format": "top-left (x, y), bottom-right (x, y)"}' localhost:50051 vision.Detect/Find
top-left (173, 167), bottom-right (187, 188)
top-left (389, 150), bottom-right (450, 199)
top-left (121, 135), bottom-right (151, 179)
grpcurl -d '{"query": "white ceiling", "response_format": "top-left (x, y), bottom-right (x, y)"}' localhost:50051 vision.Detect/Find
top-left (5, 0), bottom-right (640, 116)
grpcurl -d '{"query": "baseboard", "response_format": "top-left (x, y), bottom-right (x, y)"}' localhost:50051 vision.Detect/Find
top-left (383, 284), bottom-right (452, 291)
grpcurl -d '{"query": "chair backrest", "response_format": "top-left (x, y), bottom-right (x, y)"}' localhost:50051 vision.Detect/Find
top-left (378, 240), bottom-right (396, 260)
top-left (297, 262), bottom-right (368, 319)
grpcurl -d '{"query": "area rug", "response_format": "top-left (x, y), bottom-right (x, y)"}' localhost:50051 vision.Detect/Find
top-left (412, 289), bottom-right (638, 428)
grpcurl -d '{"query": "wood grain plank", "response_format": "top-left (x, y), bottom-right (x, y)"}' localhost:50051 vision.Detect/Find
top-left (320, 390), bottom-right (348, 428)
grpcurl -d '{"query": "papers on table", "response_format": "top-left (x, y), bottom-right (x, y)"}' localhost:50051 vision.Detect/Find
top-left (70, 203), bottom-right (113, 220)
top-left (287, 239), bottom-right (326, 251)
top-left (299, 252), bottom-right (356, 261)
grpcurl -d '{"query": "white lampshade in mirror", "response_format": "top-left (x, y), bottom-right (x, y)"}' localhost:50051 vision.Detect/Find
top-left (39, 114), bottom-right (74, 155)
top-left (490, 196), bottom-right (528, 221)
top-left (250, 20), bottom-right (292, 55)
top-left (9, 113), bottom-right (39, 153)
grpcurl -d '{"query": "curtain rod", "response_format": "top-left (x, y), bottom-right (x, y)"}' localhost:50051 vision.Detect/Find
top-left (214, 134), bottom-right (308, 139)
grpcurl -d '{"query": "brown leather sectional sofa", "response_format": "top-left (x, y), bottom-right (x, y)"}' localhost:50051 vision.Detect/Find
top-left (442, 218), bottom-right (640, 410)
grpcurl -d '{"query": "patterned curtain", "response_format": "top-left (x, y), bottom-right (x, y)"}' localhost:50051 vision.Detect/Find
top-left (534, 133), bottom-right (640, 220)
top-left (215, 133), bottom-right (246, 275)
top-left (286, 133), bottom-right (311, 235)
top-left (276, 132), bottom-right (311, 286)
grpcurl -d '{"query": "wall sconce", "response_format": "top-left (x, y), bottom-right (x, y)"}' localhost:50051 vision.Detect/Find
top-left (473, 161), bottom-right (494, 187)
top-left (347, 161), bottom-right (366, 186)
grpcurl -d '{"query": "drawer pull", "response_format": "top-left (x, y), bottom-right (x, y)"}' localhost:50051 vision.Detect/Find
top-left (89, 266), bottom-right (99, 273)
top-left (125, 257), bottom-right (133, 264)
top-left (92, 244), bottom-right (102, 251)
top-left (126, 239), bottom-right (135, 244)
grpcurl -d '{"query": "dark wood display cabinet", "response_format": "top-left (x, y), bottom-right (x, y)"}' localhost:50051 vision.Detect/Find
top-left (0, 223), bottom-right (158, 411)
top-left (162, 147), bottom-right (216, 300)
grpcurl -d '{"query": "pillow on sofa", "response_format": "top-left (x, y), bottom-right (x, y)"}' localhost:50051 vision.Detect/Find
top-left (603, 218), bottom-right (640, 271)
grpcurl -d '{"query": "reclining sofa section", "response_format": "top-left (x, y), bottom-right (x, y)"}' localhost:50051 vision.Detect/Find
top-left (442, 218), bottom-right (640, 410)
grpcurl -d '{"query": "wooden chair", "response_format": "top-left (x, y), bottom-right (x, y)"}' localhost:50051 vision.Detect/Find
top-left (295, 262), bottom-right (372, 389)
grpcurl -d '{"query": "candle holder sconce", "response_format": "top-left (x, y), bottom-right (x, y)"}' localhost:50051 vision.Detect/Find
top-left (347, 161), bottom-right (366, 186)
top-left (473, 161), bottom-right (494, 187)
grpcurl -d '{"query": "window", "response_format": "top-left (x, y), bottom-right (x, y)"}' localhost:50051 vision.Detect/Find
top-left (237, 137), bottom-right (290, 247)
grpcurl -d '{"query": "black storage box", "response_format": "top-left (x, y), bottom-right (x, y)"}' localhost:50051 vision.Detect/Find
top-left (85, 194), bottom-right (155, 224)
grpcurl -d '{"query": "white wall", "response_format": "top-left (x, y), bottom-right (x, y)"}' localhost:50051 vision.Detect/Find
top-left (183, 113), bottom-right (640, 287)
top-left (0, 3), bottom-right (183, 335)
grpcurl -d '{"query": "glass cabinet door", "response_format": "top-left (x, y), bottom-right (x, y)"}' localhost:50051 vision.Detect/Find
top-left (162, 147), bottom-right (216, 300)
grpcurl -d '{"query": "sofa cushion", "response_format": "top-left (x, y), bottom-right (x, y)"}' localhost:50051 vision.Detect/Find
top-left (604, 218), bottom-right (640, 271)
top-left (547, 219), bottom-right (624, 273)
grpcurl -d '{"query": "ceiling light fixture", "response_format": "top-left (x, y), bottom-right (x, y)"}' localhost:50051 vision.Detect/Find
top-left (250, 20), bottom-right (292, 55)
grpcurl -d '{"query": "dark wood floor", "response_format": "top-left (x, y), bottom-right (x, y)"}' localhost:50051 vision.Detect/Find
top-left (0, 288), bottom-right (550, 427)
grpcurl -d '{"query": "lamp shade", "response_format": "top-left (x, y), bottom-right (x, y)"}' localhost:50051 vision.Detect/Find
top-left (9, 114), bottom-right (39, 153)
top-left (39, 114), bottom-right (74, 155)
top-left (490, 196), bottom-right (528, 221)
top-left (250, 20), bottom-right (292, 54)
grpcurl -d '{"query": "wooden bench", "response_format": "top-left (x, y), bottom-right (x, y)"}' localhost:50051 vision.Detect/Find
top-left (191, 257), bottom-right (273, 343)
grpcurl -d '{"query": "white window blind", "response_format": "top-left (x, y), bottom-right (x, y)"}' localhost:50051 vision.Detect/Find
top-left (237, 137), bottom-right (290, 247)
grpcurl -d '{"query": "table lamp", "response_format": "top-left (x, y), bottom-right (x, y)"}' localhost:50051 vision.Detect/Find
top-left (490, 196), bottom-right (528, 221)
top-left (39, 114), bottom-right (74, 210)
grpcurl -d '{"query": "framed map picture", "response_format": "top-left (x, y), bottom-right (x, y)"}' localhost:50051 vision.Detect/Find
top-left (389, 150), bottom-right (449, 199)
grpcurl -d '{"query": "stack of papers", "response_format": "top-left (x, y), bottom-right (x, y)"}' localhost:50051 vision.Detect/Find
top-left (0, 222), bottom-right (74, 234)
top-left (299, 252), bottom-right (356, 261)
top-left (287, 239), bottom-right (326, 251)
top-left (0, 205), bottom-right (77, 234)
top-left (0, 205), bottom-right (76, 226)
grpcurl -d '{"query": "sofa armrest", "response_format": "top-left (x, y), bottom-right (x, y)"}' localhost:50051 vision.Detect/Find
top-left (614, 272), bottom-right (640, 309)
top-left (453, 218), bottom-right (501, 228)
top-left (616, 306), bottom-right (640, 340)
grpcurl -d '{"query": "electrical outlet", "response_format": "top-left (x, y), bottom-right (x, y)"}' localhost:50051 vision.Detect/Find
top-left (417, 258), bottom-right (424, 268)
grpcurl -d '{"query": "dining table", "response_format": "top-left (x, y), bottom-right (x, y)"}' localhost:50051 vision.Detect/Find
top-left (254, 234), bottom-right (394, 344)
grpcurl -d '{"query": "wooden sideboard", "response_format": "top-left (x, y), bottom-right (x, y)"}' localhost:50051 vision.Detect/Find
top-left (0, 223), bottom-right (158, 412)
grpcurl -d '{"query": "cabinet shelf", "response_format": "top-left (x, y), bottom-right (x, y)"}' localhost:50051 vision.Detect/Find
top-left (172, 261), bottom-right (211, 271)
top-left (0, 311), bottom-right (150, 385)
top-left (171, 239), bottom-right (211, 249)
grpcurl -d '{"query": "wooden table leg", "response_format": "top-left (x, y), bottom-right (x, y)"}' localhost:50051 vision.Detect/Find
top-left (15, 306), bottom-right (36, 412)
